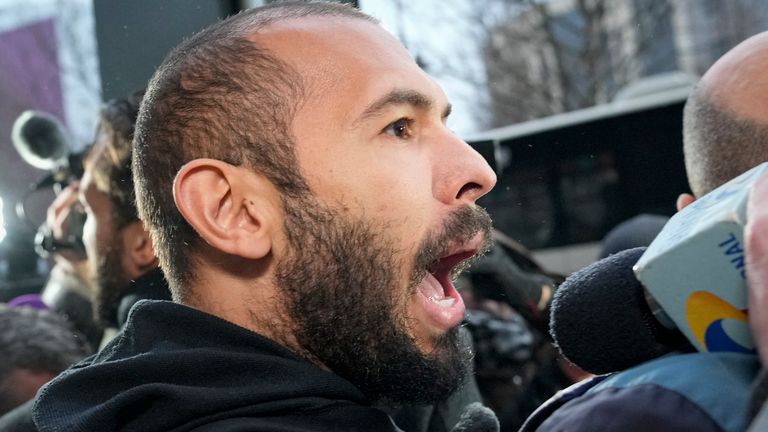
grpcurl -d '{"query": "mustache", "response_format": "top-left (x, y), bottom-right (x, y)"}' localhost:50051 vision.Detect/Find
top-left (411, 206), bottom-right (493, 285)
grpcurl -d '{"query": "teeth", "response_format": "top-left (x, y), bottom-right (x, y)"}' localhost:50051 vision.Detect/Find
top-left (430, 297), bottom-right (456, 308)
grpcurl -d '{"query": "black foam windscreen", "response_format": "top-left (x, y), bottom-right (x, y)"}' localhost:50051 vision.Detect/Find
top-left (549, 247), bottom-right (675, 374)
top-left (450, 402), bottom-right (499, 432)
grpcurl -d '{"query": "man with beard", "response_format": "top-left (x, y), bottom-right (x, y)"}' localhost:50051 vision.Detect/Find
top-left (77, 93), bottom-right (171, 331)
top-left (32, 2), bottom-right (497, 432)
top-left (40, 93), bottom-right (171, 334)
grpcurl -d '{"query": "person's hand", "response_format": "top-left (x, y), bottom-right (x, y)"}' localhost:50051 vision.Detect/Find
top-left (676, 192), bottom-right (696, 211)
top-left (45, 182), bottom-right (87, 268)
top-left (746, 172), bottom-right (768, 364)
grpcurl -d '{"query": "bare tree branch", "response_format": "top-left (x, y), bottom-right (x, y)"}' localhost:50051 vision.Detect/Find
top-left (420, 0), bottom-right (681, 127)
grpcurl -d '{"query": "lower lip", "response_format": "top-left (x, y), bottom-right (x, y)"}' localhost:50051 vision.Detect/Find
top-left (414, 272), bottom-right (466, 330)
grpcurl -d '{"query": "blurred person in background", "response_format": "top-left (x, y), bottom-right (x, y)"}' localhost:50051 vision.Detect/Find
top-left (598, 213), bottom-right (668, 259)
top-left (0, 305), bottom-right (91, 420)
top-left (459, 229), bottom-right (588, 430)
top-left (75, 92), bottom-right (170, 334)
top-left (0, 93), bottom-right (171, 431)
top-left (18, 91), bottom-right (170, 347)
top-left (35, 181), bottom-right (104, 350)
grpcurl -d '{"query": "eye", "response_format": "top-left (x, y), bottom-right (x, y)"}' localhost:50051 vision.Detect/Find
top-left (382, 118), bottom-right (414, 139)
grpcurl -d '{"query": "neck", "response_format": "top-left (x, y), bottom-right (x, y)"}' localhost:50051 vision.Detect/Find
top-left (183, 264), bottom-right (328, 369)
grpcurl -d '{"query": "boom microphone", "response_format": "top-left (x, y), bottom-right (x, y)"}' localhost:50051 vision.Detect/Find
top-left (11, 110), bottom-right (71, 170)
top-left (11, 110), bottom-right (86, 256)
top-left (549, 247), bottom-right (690, 375)
top-left (12, 110), bottom-right (82, 193)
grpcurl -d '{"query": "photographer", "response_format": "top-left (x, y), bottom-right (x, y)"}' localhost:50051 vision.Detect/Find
top-left (37, 181), bottom-right (103, 350)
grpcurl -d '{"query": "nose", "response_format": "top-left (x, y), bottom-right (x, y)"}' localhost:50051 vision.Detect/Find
top-left (433, 130), bottom-right (497, 205)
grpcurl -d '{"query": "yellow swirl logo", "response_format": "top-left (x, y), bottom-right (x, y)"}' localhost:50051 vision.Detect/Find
top-left (686, 291), bottom-right (753, 353)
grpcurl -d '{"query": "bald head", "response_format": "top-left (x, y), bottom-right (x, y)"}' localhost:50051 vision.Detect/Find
top-left (683, 31), bottom-right (768, 197)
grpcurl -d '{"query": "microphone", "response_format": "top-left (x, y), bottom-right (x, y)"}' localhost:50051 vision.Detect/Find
top-left (551, 162), bottom-right (768, 375)
top-left (450, 402), bottom-right (499, 432)
top-left (634, 163), bottom-right (766, 354)
top-left (11, 110), bottom-right (71, 171)
top-left (11, 110), bottom-right (86, 257)
top-left (549, 247), bottom-right (690, 375)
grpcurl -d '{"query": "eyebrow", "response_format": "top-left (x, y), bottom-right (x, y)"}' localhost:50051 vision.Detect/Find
top-left (352, 89), bottom-right (452, 127)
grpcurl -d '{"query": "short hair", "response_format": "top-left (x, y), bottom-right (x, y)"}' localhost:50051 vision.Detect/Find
top-left (683, 85), bottom-right (768, 197)
top-left (0, 306), bottom-right (91, 414)
top-left (133, 2), bottom-right (376, 300)
top-left (85, 92), bottom-right (143, 229)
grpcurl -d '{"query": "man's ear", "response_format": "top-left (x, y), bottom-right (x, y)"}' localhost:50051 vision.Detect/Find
top-left (173, 159), bottom-right (276, 260)
top-left (120, 222), bottom-right (158, 279)
top-left (676, 193), bottom-right (697, 211)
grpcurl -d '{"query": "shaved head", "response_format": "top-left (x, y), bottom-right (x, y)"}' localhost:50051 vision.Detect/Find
top-left (683, 31), bottom-right (768, 197)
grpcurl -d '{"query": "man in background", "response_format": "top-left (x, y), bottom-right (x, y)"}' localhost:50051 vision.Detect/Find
top-left (22, 91), bottom-right (169, 346)
top-left (0, 94), bottom-right (172, 431)
top-left (76, 93), bottom-right (170, 332)
top-left (679, 30), bottom-right (768, 431)
top-left (37, 185), bottom-right (102, 350)
top-left (40, 93), bottom-right (170, 337)
top-left (677, 32), bottom-right (768, 211)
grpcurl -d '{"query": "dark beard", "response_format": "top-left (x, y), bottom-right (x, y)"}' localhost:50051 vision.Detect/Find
top-left (274, 196), bottom-right (492, 404)
top-left (93, 237), bottom-right (129, 327)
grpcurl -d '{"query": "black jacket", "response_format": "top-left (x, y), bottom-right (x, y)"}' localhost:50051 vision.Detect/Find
top-left (33, 300), bottom-right (401, 432)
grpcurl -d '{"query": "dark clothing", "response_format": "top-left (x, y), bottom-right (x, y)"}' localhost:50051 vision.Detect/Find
top-left (599, 214), bottom-right (669, 259)
top-left (521, 352), bottom-right (759, 432)
top-left (33, 300), bottom-right (402, 432)
top-left (0, 270), bottom-right (171, 432)
top-left (0, 399), bottom-right (36, 432)
top-left (115, 267), bottom-right (171, 327)
top-left (42, 273), bottom-right (104, 351)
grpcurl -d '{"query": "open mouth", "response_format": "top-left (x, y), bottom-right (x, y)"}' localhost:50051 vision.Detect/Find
top-left (414, 232), bottom-right (487, 330)
top-left (425, 249), bottom-right (479, 306)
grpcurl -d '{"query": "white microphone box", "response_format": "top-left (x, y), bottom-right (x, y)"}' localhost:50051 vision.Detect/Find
top-left (634, 162), bottom-right (768, 353)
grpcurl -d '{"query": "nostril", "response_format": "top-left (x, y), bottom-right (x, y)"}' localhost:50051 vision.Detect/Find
top-left (456, 182), bottom-right (482, 200)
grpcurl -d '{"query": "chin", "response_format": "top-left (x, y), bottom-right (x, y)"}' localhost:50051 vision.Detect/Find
top-left (373, 326), bottom-right (472, 405)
